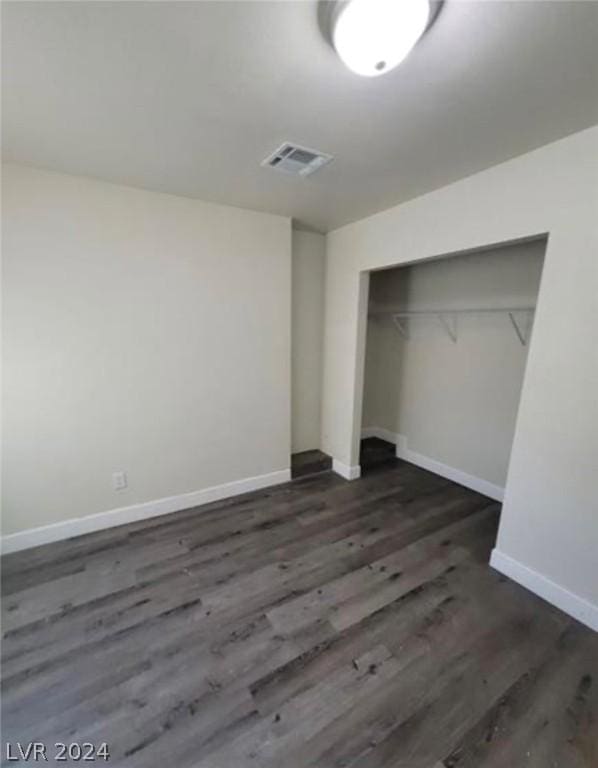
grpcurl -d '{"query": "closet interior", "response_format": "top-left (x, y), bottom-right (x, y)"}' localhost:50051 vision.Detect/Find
top-left (361, 238), bottom-right (547, 495)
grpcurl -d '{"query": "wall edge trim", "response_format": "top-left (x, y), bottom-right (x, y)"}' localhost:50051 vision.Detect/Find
top-left (332, 459), bottom-right (361, 481)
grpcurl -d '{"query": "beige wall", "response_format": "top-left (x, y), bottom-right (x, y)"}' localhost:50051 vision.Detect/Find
top-left (2, 164), bottom-right (291, 536)
top-left (363, 241), bottom-right (545, 488)
top-left (322, 126), bottom-right (598, 626)
top-left (291, 230), bottom-right (325, 453)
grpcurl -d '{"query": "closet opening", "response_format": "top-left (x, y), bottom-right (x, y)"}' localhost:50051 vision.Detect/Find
top-left (359, 237), bottom-right (547, 494)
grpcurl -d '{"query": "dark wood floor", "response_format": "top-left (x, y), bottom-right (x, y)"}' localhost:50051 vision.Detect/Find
top-left (2, 458), bottom-right (597, 767)
top-left (291, 449), bottom-right (332, 479)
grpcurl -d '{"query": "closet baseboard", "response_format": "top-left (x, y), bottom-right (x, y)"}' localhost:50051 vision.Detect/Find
top-left (396, 438), bottom-right (504, 501)
top-left (361, 426), bottom-right (401, 444)
top-left (362, 427), bottom-right (504, 502)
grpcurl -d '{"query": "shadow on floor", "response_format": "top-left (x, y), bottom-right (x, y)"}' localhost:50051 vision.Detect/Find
top-left (291, 449), bottom-right (332, 479)
top-left (360, 437), bottom-right (398, 474)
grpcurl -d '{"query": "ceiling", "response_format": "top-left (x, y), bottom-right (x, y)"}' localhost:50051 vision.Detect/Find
top-left (2, 1), bottom-right (597, 233)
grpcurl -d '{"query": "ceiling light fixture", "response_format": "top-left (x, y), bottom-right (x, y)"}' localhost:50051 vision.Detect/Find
top-left (331, 0), bottom-right (431, 77)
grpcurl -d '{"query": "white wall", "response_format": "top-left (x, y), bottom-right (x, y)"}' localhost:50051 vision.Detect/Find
top-left (291, 229), bottom-right (325, 453)
top-left (362, 241), bottom-right (545, 488)
top-left (2, 164), bottom-right (291, 539)
top-left (322, 126), bottom-right (598, 629)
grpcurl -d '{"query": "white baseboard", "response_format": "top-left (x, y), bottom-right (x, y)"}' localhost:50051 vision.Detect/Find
top-left (0, 468), bottom-right (291, 555)
top-left (360, 427), bottom-right (502, 501)
top-left (361, 426), bottom-right (400, 445)
top-left (396, 441), bottom-right (504, 501)
top-left (490, 549), bottom-right (598, 633)
top-left (361, 426), bottom-right (503, 500)
top-left (332, 459), bottom-right (361, 481)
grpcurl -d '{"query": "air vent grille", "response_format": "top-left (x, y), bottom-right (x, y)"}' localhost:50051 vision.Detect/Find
top-left (261, 143), bottom-right (333, 177)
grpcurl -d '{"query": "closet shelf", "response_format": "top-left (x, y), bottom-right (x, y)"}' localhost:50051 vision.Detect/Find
top-left (368, 305), bottom-right (536, 346)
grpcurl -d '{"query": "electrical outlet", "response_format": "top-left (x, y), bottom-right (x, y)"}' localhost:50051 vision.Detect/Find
top-left (112, 471), bottom-right (127, 491)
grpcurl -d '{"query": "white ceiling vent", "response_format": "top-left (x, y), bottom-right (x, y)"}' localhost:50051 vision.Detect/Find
top-left (261, 143), bottom-right (333, 177)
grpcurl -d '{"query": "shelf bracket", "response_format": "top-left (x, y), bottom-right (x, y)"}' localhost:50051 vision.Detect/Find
top-left (437, 313), bottom-right (457, 343)
top-left (385, 307), bottom-right (534, 346)
top-left (508, 311), bottom-right (532, 346)
top-left (392, 314), bottom-right (409, 339)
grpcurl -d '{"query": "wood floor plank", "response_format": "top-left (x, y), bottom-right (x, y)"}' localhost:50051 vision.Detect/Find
top-left (440, 624), bottom-right (598, 768)
top-left (312, 610), bottom-right (570, 768)
top-left (267, 505), bottom-right (496, 635)
top-left (249, 569), bottom-right (458, 717)
top-left (193, 644), bottom-right (402, 768)
top-left (1, 458), bottom-right (595, 768)
top-left (268, 567), bottom-right (559, 768)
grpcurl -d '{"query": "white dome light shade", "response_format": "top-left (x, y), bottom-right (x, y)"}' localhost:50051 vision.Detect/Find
top-left (332, 0), bottom-right (430, 77)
